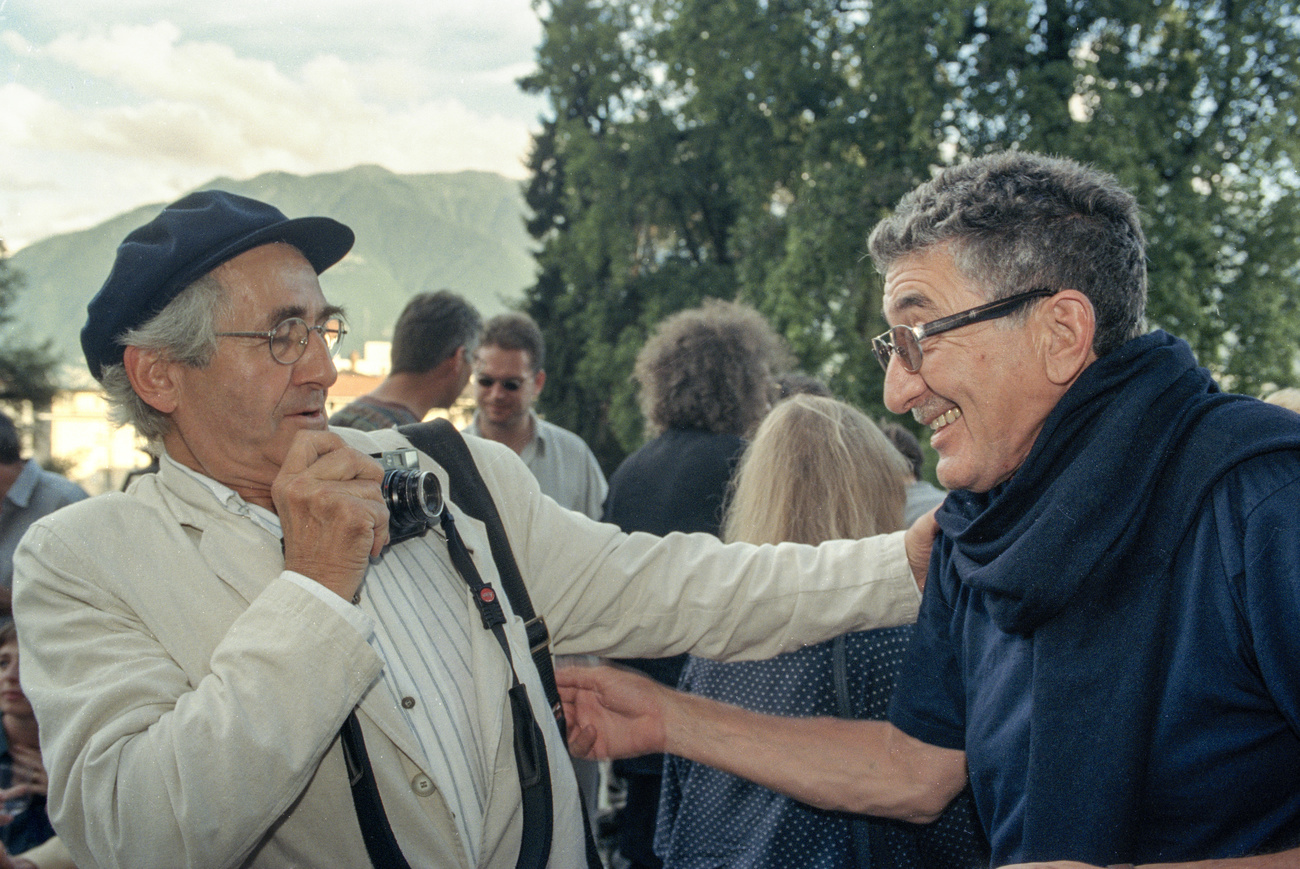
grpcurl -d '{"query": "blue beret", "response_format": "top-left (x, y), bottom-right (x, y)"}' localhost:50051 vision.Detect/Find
top-left (81, 190), bottom-right (355, 381)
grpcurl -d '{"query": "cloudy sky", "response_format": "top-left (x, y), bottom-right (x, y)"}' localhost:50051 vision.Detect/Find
top-left (0, 0), bottom-right (550, 250)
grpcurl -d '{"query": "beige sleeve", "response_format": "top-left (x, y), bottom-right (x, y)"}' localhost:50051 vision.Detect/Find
top-left (462, 434), bottom-right (921, 661)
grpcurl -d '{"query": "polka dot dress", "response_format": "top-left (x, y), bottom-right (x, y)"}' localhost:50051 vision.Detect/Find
top-left (654, 625), bottom-right (989, 869)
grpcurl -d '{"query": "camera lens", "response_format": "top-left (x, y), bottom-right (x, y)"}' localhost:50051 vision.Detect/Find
top-left (382, 468), bottom-right (443, 534)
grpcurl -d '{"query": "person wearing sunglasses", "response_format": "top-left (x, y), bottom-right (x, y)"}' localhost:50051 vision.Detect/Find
top-left (463, 312), bottom-right (607, 521)
top-left (559, 151), bottom-right (1300, 869)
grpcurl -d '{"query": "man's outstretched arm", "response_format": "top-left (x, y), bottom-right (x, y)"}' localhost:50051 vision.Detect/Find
top-left (559, 662), bottom-right (966, 823)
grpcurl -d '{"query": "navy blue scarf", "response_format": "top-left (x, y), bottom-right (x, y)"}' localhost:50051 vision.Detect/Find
top-left (932, 330), bottom-right (1300, 864)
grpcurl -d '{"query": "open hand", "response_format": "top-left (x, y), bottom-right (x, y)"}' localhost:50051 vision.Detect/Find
top-left (557, 663), bottom-right (672, 761)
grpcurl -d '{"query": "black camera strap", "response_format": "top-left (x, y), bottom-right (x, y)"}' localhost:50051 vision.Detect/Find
top-left (398, 420), bottom-right (566, 736)
top-left (338, 419), bottom-right (600, 869)
top-left (340, 711), bottom-right (413, 869)
top-left (441, 507), bottom-right (555, 869)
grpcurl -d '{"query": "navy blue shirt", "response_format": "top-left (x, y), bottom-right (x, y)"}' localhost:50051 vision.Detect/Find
top-left (891, 452), bottom-right (1300, 863)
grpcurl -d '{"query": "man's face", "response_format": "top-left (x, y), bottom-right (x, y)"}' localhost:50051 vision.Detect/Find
top-left (473, 345), bottom-right (543, 430)
top-left (881, 247), bottom-right (1057, 493)
top-left (163, 243), bottom-right (340, 494)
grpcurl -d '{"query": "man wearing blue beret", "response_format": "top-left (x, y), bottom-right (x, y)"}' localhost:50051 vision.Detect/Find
top-left (10, 190), bottom-right (930, 869)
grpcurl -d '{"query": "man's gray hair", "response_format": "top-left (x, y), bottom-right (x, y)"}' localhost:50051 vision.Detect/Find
top-left (868, 151), bottom-right (1147, 357)
top-left (100, 272), bottom-right (228, 450)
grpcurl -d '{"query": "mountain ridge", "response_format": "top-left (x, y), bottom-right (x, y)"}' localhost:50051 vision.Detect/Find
top-left (7, 165), bottom-right (537, 385)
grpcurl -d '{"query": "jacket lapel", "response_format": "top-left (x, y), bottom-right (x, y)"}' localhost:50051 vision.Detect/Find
top-left (149, 458), bottom-right (437, 774)
top-left (354, 677), bottom-right (430, 772)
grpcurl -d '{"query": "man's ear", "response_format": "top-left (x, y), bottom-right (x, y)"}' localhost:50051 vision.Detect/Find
top-left (123, 345), bottom-right (181, 414)
top-left (532, 368), bottom-right (547, 395)
top-left (1040, 290), bottom-right (1097, 386)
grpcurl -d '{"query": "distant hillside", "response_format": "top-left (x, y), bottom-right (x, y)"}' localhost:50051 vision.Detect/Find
top-left (7, 165), bottom-right (537, 386)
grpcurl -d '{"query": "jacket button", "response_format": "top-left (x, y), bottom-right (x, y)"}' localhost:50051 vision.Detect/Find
top-left (401, 696), bottom-right (416, 709)
top-left (411, 774), bottom-right (435, 796)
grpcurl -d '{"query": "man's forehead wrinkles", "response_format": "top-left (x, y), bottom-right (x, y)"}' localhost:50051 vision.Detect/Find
top-left (884, 289), bottom-right (939, 322)
top-left (239, 304), bottom-right (304, 331)
top-left (251, 303), bottom-right (342, 329)
top-left (270, 304), bottom-right (307, 321)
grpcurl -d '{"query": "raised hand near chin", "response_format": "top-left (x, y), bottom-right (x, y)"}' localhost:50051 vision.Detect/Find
top-left (274, 430), bottom-right (389, 601)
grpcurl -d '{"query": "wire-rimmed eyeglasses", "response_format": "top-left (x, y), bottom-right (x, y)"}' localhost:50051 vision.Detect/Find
top-left (215, 316), bottom-right (348, 365)
top-left (871, 288), bottom-right (1055, 373)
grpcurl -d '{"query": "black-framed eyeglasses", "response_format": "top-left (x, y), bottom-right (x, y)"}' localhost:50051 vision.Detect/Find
top-left (215, 316), bottom-right (347, 365)
top-left (871, 288), bottom-right (1055, 373)
top-left (475, 375), bottom-right (525, 392)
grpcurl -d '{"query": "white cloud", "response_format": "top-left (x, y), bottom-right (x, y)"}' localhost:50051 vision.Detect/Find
top-left (0, 3), bottom-right (548, 249)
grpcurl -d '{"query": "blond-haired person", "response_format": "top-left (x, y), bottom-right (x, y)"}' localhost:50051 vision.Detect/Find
top-left (653, 395), bottom-right (987, 869)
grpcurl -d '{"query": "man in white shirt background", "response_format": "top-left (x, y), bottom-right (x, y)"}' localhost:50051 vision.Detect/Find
top-left (463, 311), bottom-right (607, 519)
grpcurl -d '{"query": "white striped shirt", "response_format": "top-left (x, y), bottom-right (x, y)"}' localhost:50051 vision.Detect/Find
top-left (165, 456), bottom-right (489, 865)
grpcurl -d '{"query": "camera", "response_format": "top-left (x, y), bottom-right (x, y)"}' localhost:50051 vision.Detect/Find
top-left (376, 449), bottom-right (443, 542)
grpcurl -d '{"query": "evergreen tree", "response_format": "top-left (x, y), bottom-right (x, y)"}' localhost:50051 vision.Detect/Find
top-left (521, 0), bottom-right (1300, 469)
top-left (0, 242), bottom-right (59, 408)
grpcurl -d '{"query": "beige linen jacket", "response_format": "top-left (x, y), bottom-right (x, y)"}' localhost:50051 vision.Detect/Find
top-left (13, 429), bottom-right (919, 869)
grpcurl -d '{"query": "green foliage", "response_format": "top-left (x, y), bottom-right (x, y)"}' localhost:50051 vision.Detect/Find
top-left (0, 243), bottom-right (59, 406)
top-left (522, 0), bottom-right (1300, 470)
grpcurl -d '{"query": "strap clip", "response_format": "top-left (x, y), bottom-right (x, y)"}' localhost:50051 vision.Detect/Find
top-left (525, 615), bottom-right (552, 657)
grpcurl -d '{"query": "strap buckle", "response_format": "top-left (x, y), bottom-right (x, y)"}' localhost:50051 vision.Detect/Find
top-left (525, 614), bottom-right (551, 657)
